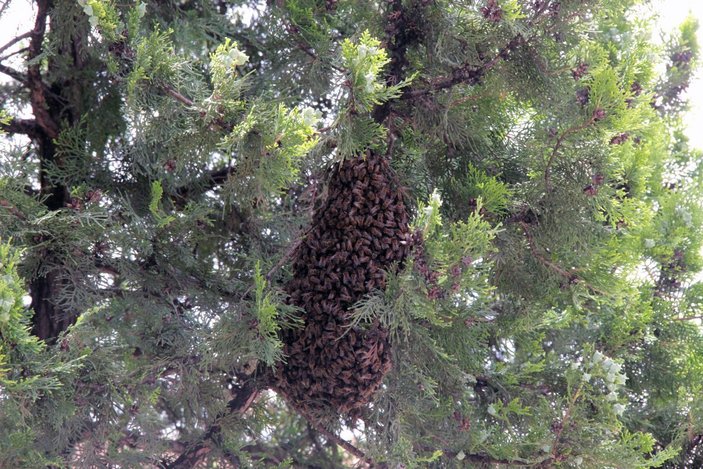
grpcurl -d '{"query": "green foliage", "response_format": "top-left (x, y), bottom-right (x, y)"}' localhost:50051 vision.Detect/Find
top-left (341, 31), bottom-right (415, 111)
top-left (252, 261), bottom-right (284, 366)
top-left (148, 180), bottom-right (164, 216)
top-left (126, 28), bottom-right (181, 100)
top-left (0, 241), bottom-right (82, 468)
top-left (1, 0), bottom-right (703, 467)
top-left (220, 102), bottom-right (320, 206)
top-left (210, 38), bottom-right (250, 96)
top-left (78, 0), bottom-right (122, 41)
top-left (0, 110), bottom-right (9, 130)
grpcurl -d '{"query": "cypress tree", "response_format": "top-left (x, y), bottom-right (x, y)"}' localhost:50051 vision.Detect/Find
top-left (1, 0), bottom-right (702, 467)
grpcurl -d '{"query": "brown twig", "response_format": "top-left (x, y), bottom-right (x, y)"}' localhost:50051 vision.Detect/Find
top-left (173, 166), bottom-right (237, 208)
top-left (414, 442), bottom-right (550, 466)
top-left (550, 383), bottom-right (583, 464)
top-left (520, 222), bottom-right (576, 279)
top-left (0, 199), bottom-right (28, 220)
top-left (161, 85), bottom-right (195, 107)
top-left (519, 221), bottom-right (608, 296)
top-left (302, 415), bottom-right (377, 468)
top-left (405, 34), bottom-right (525, 99)
top-left (544, 113), bottom-right (598, 192)
top-left (162, 378), bottom-right (261, 469)
top-left (0, 46), bottom-right (29, 62)
top-left (265, 234), bottom-right (307, 281)
top-left (295, 43), bottom-right (344, 73)
top-left (672, 315), bottom-right (703, 322)
top-left (401, 0), bottom-right (567, 102)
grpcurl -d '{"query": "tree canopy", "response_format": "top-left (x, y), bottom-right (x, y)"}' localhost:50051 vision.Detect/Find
top-left (1, 0), bottom-right (703, 467)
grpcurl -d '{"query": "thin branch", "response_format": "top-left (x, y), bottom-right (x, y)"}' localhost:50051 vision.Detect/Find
top-left (306, 417), bottom-right (376, 467)
top-left (544, 112), bottom-right (599, 192)
top-left (519, 221), bottom-right (609, 296)
top-left (281, 18), bottom-right (344, 73)
top-left (239, 228), bottom-right (309, 300)
top-left (0, 199), bottom-right (28, 220)
top-left (414, 443), bottom-right (549, 467)
top-left (296, 42), bottom-right (343, 72)
top-left (672, 315), bottom-right (703, 322)
top-left (401, 2), bottom-right (563, 101)
top-left (0, 30), bottom-right (32, 56)
top-left (173, 166), bottom-right (236, 207)
top-left (0, 46), bottom-right (29, 62)
top-left (162, 378), bottom-right (261, 469)
top-left (550, 382), bottom-right (585, 463)
top-left (405, 34), bottom-right (525, 99)
top-left (161, 84), bottom-right (195, 107)
top-left (520, 222), bottom-right (577, 279)
top-left (265, 234), bottom-right (306, 281)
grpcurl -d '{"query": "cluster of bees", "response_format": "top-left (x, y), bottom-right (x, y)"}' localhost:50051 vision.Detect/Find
top-left (275, 151), bottom-right (412, 418)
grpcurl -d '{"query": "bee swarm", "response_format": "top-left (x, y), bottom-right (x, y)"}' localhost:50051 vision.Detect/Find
top-left (275, 151), bottom-right (411, 418)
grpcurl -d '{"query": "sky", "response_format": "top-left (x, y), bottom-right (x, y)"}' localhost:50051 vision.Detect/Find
top-left (0, 0), bottom-right (702, 146)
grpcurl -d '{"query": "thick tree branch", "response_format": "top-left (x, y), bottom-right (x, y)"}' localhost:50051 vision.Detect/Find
top-left (372, 0), bottom-right (427, 125)
top-left (27, 0), bottom-right (59, 139)
top-left (0, 63), bottom-right (28, 84)
top-left (0, 117), bottom-right (40, 138)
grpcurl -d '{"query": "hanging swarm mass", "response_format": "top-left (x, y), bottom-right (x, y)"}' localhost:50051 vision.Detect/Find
top-left (275, 151), bottom-right (411, 418)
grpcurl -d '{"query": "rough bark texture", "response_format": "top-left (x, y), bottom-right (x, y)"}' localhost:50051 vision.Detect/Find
top-left (26, 0), bottom-right (82, 342)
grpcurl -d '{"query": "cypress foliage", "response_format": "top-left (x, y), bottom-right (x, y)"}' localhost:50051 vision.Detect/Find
top-left (1, 0), bottom-right (702, 467)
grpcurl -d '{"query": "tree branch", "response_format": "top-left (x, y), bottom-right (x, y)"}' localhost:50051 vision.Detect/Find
top-left (0, 199), bottom-right (28, 220)
top-left (544, 111), bottom-right (599, 192)
top-left (401, 0), bottom-right (562, 102)
top-left (519, 221), bottom-right (609, 296)
top-left (0, 31), bottom-right (32, 57)
top-left (0, 46), bottom-right (29, 62)
top-left (162, 377), bottom-right (262, 469)
top-left (672, 315), bottom-right (703, 322)
top-left (27, 0), bottom-right (59, 139)
top-left (161, 84), bottom-right (195, 107)
top-left (372, 0), bottom-right (428, 125)
top-left (0, 117), bottom-right (40, 138)
top-left (294, 406), bottom-right (379, 468)
top-left (306, 419), bottom-right (376, 468)
top-left (172, 166), bottom-right (236, 208)
top-left (413, 442), bottom-right (550, 466)
top-left (0, 63), bottom-right (28, 84)
top-left (405, 34), bottom-right (525, 99)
